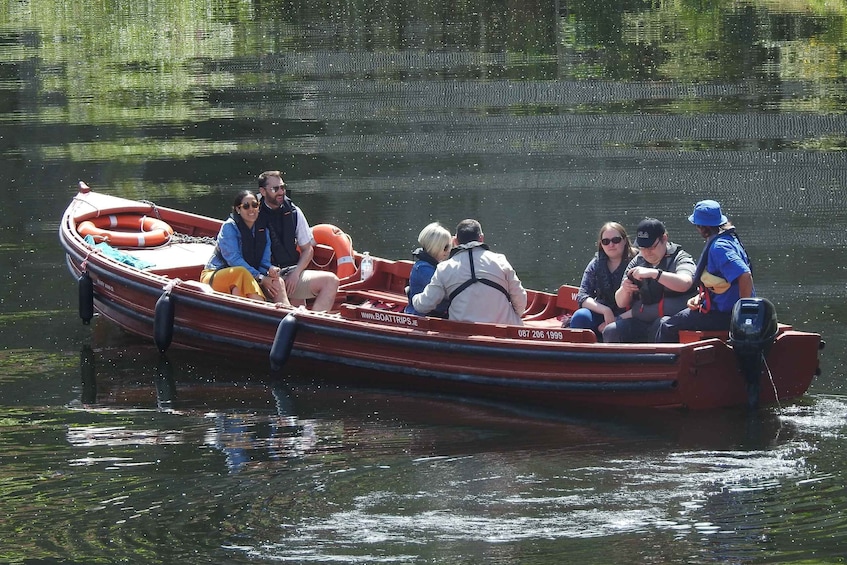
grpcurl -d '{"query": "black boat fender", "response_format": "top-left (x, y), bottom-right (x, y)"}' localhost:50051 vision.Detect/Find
top-left (78, 271), bottom-right (94, 325)
top-left (154, 290), bottom-right (176, 354)
top-left (270, 313), bottom-right (298, 371)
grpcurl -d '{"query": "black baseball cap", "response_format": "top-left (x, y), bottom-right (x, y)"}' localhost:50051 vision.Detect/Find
top-left (635, 218), bottom-right (665, 248)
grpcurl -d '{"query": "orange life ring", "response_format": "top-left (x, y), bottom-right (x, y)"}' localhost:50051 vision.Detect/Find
top-left (78, 214), bottom-right (174, 247)
top-left (312, 223), bottom-right (356, 279)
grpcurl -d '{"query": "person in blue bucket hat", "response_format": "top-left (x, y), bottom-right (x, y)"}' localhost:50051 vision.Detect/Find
top-left (656, 200), bottom-right (754, 342)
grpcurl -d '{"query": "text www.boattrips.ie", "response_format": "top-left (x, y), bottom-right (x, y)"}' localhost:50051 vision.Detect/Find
top-left (359, 310), bottom-right (420, 327)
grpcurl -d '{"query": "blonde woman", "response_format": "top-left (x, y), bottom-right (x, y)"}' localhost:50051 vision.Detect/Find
top-left (404, 222), bottom-right (452, 317)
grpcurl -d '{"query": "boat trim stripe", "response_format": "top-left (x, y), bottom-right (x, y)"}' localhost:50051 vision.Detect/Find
top-left (296, 319), bottom-right (680, 364)
top-left (295, 349), bottom-right (679, 392)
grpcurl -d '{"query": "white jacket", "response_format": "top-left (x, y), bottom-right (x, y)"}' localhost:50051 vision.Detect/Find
top-left (412, 242), bottom-right (527, 325)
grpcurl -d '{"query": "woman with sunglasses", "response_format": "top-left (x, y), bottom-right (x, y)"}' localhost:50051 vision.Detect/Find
top-left (201, 190), bottom-right (291, 305)
top-left (404, 222), bottom-right (453, 318)
top-left (568, 222), bottom-right (637, 340)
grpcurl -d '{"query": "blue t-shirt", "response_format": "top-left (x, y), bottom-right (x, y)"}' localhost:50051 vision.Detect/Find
top-left (706, 234), bottom-right (753, 312)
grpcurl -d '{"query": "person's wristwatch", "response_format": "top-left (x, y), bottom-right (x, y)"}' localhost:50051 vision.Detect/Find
top-left (256, 273), bottom-right (265, 284)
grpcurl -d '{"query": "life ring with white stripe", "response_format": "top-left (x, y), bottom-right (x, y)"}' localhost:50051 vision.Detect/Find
top-left (312, 223), bottom-right (356, 279)
top-left (78, 214), bottom-right (174, 247)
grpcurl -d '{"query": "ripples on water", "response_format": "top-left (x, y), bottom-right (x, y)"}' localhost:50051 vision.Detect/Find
top-left (0, 342), bottom-right (843, 563)
top-left (2, 0), bottom-right (847, 562)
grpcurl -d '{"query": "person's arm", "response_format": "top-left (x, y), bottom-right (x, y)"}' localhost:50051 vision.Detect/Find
top-left (407, 262), bottom-right (434, 302)
top-left (412, 270), bottom-right (446, 314)
top-left (284, 210), bottom-right (317, 295)
top-left (219, 222), bottom-right (261, 277)
top-left (259, 229), bottom-right (273, 274)
top-left (582, 297), bottom-right (616, 326)
top-left (629, 266), bottom-right (693, 293)
top-left (615, 258), bottom-right (640, 309)
top-left (575, 259), bottom-right (595, 307)
top-left (259, 230), bottom-right (286, 302)
top-left (505, 263), bottom-right (527, 317)
top-left (577, 259), bottom-right (615, 323)
top-left (737, 272), bottom-right (754, 298)
top-left (285, 240), bottom-right (314, 295)
top-left (716, 241), bottom-right (754, 299)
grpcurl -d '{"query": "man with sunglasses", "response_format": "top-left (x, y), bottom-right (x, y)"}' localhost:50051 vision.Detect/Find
top-left (655, 200), bottom-right (754, 343)
top-left (602, 218), bottom-right (696, 343)
top-left (256, 170), bottom-right (339, 312)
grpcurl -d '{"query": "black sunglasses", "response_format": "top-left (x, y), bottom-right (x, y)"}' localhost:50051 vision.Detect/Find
top-left (601, 236), bottom-right (623, 246)
top-left (239, 201), bottom-right (260, 209)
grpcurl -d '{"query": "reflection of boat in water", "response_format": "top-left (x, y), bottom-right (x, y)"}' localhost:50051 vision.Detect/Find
top-left (61, 185), bottom-right (824, 411)
top-left (76, 346), bottom-right (798, 461)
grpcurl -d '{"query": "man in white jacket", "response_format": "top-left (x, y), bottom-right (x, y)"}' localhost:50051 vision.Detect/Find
top-left (412, 219), bottom-right (527, 325)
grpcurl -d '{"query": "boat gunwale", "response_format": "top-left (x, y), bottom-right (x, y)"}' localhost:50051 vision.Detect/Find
top-left (69, 247), bottom-right (685, 365)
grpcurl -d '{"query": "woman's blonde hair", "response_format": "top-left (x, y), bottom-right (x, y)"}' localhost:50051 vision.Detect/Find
top-left (418, 222), bottom-right (452, 258)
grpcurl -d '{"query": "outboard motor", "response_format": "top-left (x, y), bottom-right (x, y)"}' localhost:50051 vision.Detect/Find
top-left (729, 298), bottom-right (779, 410)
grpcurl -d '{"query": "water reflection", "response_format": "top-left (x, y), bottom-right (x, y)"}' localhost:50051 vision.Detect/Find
top-left (0, 335), bottom-right (839, 562)
top-left (75, 344), bottom-right (805, 462)
top-left (3, 0), bottom-right (847, 562)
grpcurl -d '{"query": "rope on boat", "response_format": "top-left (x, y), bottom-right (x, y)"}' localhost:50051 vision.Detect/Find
top-left (140, 200), bottom-right (162, 220)
top-left (170, 232), bottom-right (217, 246)
top-left (310, 248), bottom-right (336, 269)
top-left (71, 195), bottom-right (103, 215)
top-left (763, 356), bottom-right (781, 410)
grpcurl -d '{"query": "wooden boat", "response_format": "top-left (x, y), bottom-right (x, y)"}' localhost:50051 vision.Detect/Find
top-left (60, 183), bottom-right (824, 411)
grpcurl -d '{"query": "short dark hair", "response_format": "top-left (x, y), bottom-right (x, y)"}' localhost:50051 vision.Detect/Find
top-left (258, 170), bottom-right (282, 189)
top-left (456, 219), bottom-right (482, 245)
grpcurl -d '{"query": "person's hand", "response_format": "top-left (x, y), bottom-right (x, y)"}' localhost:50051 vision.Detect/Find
top-left (621, 277), bottom-right (640, 293)
top-left (687, 295), bottom-right (701, 310)
top-left (629, 267), bottom-right (657, 282)
top-left (261, 276), bottom-right (280, 300)
top-left (602, 308), bottom-right (616, 327)
top-left (284, 268), bottom-right (301, 296)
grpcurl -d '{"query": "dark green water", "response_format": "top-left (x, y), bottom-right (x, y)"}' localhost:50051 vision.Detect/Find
top-left (1, 1), bottom-right (846, 562)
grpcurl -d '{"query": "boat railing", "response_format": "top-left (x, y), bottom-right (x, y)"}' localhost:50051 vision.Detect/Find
top-left (678, 323), bottom-right (794, 344)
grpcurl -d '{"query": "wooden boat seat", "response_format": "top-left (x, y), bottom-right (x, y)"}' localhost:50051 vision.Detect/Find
top-left (126, 242), bottom-right (214, 278)
top-left (340, 259), bottom-right (413, 293)
top-left (555, 284), bottom-right (580, 312)
top-left (521, 293), bottom-right (558, 321)
top-left (343, 289), bottom-right (408, 311)
top-left (678, 330), bottom-right (728, 344)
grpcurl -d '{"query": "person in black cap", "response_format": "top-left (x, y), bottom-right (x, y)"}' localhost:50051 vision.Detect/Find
top-left (655, 200), bottom-right (754, 342)
top-left (602, 218), bottom-right (697, 343)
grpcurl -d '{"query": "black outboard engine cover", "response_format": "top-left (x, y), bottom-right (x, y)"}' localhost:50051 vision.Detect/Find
top-left (729, 298), bottom-right (779, 409)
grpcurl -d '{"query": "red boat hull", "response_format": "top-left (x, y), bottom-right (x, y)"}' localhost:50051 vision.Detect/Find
top-left (60, 189), bottom-right (822, 411)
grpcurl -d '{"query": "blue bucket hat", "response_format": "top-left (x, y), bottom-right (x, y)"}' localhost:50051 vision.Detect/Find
top-left (688, 200), bottom-right (728, 227)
